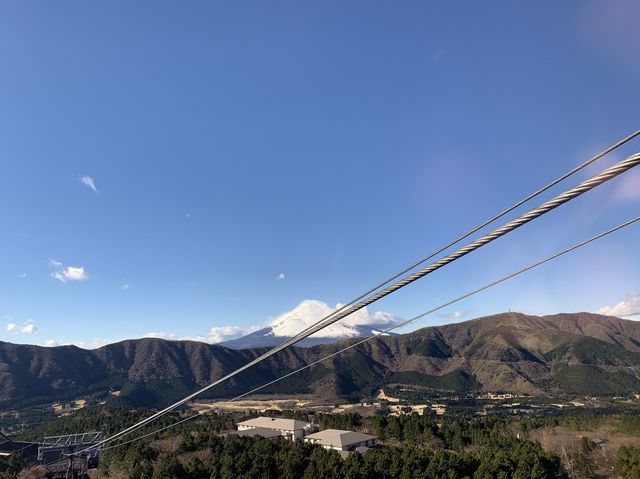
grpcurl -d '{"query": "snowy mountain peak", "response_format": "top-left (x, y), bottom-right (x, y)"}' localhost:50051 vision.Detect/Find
top-left (269, 299), bottom-right (398, 338)
top-left (219, 299), bottom-right (400, 349)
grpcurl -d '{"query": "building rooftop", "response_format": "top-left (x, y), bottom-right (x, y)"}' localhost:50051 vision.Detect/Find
top-left (236, 427), bottom-right (283, 438)
top-left (305, 429), bottom-right (376, 448)
top-left (237, 417), bottom-right (310, 431)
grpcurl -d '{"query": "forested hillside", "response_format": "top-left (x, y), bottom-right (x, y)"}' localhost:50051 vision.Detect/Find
top-left (2, 312), bottom-right (640, 409)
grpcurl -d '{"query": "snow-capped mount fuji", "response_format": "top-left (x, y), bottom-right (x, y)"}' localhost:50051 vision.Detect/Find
top-left (220, 299), bottom-right (400, 349)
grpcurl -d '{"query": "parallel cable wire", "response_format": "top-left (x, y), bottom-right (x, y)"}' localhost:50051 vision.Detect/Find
top-left (243, 130), bottom-right (640, 361)
top-left (101, 214), bottom-right (640, 452)
top-left (85, 150), bottom-right (640, 452)
top-left (74, 135), bottom-right (638, 452)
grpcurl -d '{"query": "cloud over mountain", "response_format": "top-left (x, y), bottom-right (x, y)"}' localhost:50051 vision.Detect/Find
top-left (214, 299), bottom-right (401, 348)
top-left (208, 325), bottom-right (262, 343)
top-left (598, 291), bottom-right (640, 320)
top-left (269, 299), bottom-right (398, 339)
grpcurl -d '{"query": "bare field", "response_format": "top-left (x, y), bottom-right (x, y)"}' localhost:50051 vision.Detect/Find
top-left (190, 397), bottom-right (315, 413)
top-left (531, 426), bottom-right (640, 478)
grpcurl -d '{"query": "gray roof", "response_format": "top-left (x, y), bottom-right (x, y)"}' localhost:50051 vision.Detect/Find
top-left (236, 427), bottom-right (283, 438)
top-left (355, 446), bottom-right (372, 453)
top-left (305, 429), bottom-right (376, 448)
top-left (237, 417), bottom-right (310, 431)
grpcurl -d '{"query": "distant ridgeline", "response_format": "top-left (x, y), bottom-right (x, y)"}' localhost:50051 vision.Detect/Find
top-left (1, 312), bottom-right (640, 409)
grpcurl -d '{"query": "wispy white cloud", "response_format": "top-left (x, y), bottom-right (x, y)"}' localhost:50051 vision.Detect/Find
top-left (38, 333), bottom-right (221, 348)
top-left (80, 176), bottom-right (99, 193)
top-left (45, 332), bottom-right (213, 349)
top-left (20, 321), bottom-right (38, 334)
top-left (49, 260), bottom-right (89, 283)
top-left (612, 170), bottom-right (640, 202)
top-left (52, 267), bottom-right (89, 283)
top-left (19, 272), bottom-right (27, 279)
top-left (276, 272), bottom-right (286, 281)
top-left (49, 259), bottom-right (62, 268)
top-left (121, 283), bottom-right (130, 290)
top-left (44, 338), bottom-right (114, 349)
top-left (208, 325), bottom-right (262, 343)
top-left (598, 291), bottom-right (640, 320)
top-left (144, 331), bottom-right (178, 340)
top-left (46, 328), bottom-right (263, 347)
top-left (6, 319), bottom-right (38, 334)
top-left (145, 332), bottom-right (209, 343)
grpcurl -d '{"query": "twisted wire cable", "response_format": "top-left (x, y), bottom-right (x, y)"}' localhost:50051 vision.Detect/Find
top-left (244, 130), bottom-right (640, 363)
top-left (101, 214), bottom-right (640, 452)
top-left (86, 150), bottom-right (640, 451)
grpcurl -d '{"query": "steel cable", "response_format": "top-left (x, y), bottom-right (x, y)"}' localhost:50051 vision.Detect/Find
top-left (87, 150), bottom-right (640, 451)
top-left (101, 214), bottom-right (640, 452)
top-left (246, 130), bottom-right (640, 362)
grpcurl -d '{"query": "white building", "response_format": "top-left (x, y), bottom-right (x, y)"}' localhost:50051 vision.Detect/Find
top-left (304, 429), bottom-right (377, 452)
top-left (236, 417), bottom-right (311, 440)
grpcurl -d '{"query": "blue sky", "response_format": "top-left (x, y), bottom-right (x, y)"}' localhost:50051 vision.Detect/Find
top-left (1, 1), bottom-right (639, 348)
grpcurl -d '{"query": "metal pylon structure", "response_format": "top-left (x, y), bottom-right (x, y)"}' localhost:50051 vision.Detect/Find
top-left (37, 432), bottom-right (104, 479)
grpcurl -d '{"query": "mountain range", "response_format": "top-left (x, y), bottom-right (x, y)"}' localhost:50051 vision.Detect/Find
top-left (2, 312), bottom-right (640, 410)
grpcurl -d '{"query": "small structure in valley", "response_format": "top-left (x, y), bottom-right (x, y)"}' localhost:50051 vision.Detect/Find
top-left (236, 417), bottom-right (311, 440)
top-left (37, 431), bottom-right (104, 479)
top-left (304, 429), bottom-right (377, 455)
